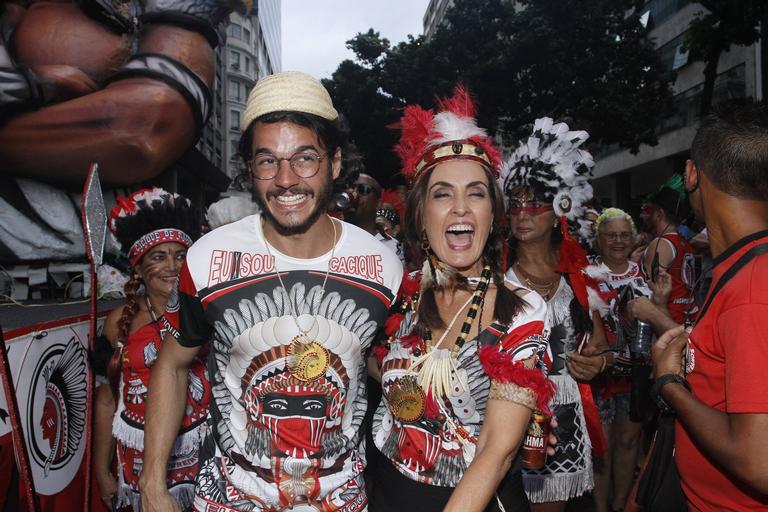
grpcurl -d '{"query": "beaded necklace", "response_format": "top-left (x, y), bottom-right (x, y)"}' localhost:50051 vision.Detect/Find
top-left (410, 265), bottom-right (492, 398)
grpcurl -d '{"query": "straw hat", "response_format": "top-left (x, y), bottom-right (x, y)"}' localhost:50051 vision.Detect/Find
top-left (241, 71), bottom-right (338, 130)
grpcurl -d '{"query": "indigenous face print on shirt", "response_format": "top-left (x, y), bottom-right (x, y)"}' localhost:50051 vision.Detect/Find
top-left (372, 275), bottom-right (548, 488)
top-left (177, 216), bottom-right (402, 512)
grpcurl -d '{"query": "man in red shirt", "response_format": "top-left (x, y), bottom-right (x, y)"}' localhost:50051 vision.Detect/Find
top-left (652, 100), bottom-right (768, 511)
top-left (639, 179), bottom-right (697, 324)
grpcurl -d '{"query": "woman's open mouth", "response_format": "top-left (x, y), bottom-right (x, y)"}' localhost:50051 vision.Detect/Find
top-left (445, 223), bottom-right (475, 250)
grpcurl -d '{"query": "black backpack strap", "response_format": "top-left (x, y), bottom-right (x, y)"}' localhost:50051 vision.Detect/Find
top-left (696, 242), bottom-right (768, 323)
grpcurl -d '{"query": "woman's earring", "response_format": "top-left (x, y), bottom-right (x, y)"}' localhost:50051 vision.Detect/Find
top-left (421, 232), bottom-right (430, 252)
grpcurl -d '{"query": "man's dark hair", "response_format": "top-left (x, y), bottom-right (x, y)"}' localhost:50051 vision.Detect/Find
top-left (237, 111), bottom-right (361, 191)
top-left (648, 187), bottom-right (688, 225)
top-left (691, 99), bottom-right (768, 200)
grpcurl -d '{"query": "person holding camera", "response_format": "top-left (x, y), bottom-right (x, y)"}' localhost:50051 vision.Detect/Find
top-left (587, 208), bottom-right (670, 512)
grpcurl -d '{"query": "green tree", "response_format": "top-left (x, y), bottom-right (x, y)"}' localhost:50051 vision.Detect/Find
top-left (322, 30), bottom-right (402, 184)
top-left (325, 0), bottom-right (675, 182)
top-left (501, 0), bottom-right (673, 151)
top-left (684, 1), bottom-right (766, 115)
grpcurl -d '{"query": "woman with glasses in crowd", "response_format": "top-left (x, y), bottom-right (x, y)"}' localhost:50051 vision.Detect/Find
top-left (587, 208), bottom-right (670, 512)
top-left (369, 87), bottom-right (555, 512)
top-left (499, 118), bottom-right (612, 512)
top-left (94, 188), bottom-right (209, 510)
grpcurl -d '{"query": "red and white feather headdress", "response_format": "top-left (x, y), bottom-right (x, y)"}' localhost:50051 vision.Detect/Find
top-left (394, 85), bottom-right (501, 184)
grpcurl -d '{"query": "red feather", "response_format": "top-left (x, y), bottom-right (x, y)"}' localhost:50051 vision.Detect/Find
top-left (400, 271), bottom-right (421, 298)
top-left (372, 344), bottom-right (389, 367)
top-left (384, 313), bottom-right (404, 338)
top-left (436, 84), bottom-right (476, 119)
top-left (394, 105), bottom-right (435, 182)
top-left (478, 345), bottom-right (556, 415)
top-left (400, 334), bottom-right (425, 353)
top-left (394, 85), bottom-right (501, 182)
top-left (380, 189), bottom-right (405, 220)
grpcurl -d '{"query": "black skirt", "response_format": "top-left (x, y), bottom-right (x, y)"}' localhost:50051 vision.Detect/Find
top-left (368, 457), bottom-right (530, 512)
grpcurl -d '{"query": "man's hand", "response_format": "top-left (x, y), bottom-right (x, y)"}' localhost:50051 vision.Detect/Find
top-left (649, 267), bottom-right (672, 307)
top-left (546, 416), bottom-right (559, 457)
top-left (95, 470), bottom-right (117, 507)
top-left (566, 350), bottom-right (607, 382)
top-left (139, 478), bottom-right (181, 512)
top-left (628, 297), bottom-right (658, 323)
top-left (629, 244), bottom-right (647, 263)
top-left (651, 325), bottom-right (688, 378)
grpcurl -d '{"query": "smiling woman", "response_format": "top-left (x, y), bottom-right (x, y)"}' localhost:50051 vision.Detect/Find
top-left (370, 86), bottom-right (554, 512)
top-left (92, 188), bottom-right (209, 511)
top-left (499, 118), bottom-right (613, 512)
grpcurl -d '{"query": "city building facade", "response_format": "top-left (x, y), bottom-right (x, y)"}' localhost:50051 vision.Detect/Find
top-left (198, 1), bottom-right (282, 185)
top-left (423, 0), bottom-right (453, 40)
top-left (592, 0), bottom-right (761, 208)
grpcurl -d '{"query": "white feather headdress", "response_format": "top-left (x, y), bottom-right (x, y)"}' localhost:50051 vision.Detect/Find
top-left (498, 117), bottom-right (594, 244)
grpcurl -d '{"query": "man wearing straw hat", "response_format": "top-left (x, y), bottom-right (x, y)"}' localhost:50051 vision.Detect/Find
top-left (140, 71), bottom-right (403, 511)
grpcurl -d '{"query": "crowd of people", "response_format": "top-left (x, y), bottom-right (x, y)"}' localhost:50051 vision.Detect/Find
top-left (90, 70), bottom-right (767, 512)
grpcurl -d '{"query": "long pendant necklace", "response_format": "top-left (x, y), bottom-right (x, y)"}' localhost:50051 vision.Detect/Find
top-left (264, 216), bottom-right (337, 383)
top-left (410, 265), bottom-right (492, 398)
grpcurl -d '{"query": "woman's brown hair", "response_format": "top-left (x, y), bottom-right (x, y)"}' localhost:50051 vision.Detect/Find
top-left (106, 274), bottom-right (141, 397)
top-left (403, 165), bottom-right (526, 333)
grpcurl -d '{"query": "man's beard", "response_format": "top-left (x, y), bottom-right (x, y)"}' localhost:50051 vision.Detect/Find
top-left (252, 173), bottom-right (334, 236)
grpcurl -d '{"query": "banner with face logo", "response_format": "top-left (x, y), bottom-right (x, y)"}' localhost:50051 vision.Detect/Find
top-left (2, 313), bottom-right (106, 509)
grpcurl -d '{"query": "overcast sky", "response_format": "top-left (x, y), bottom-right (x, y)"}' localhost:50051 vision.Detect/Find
top-left (281, 0), bottom-right (431, 79)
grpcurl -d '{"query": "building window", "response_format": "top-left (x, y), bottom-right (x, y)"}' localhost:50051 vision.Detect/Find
top-left (658, 32), bottom-right (689, 78)
top-left (230, 50), bottom-right (241, 70)
top-left (643, 0), bottom-right (691, 27)
top-left (228, 24), bottom-right (242, 40)
top-left (229, 80), bottom-right (241, 101)
top-left (230, 110), bottom-right (241, 130)
top-left (244, 27), bottom-right (251, 42)
top-left (660, 64), bottom-right (746, 134)
top-left (230, 140), bottom-right (240, 161)
top-left (245, 56), bottom-right (251, 74)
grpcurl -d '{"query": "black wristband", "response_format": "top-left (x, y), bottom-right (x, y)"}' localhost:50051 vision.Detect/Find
top-left (651, 373), bottom-right (690, 414)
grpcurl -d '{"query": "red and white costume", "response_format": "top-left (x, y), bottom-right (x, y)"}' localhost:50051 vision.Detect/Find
top-left (176, 215), bottom-right (402, 512)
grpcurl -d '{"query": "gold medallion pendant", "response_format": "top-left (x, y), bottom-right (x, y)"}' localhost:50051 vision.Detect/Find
top-left (287, 335), bottom-right (330, 382)
top-left (387, 376), bottom-right (426, 423)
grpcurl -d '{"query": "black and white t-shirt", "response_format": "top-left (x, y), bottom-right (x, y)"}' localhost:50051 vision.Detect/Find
top-left (176, 215), bottom-right (402, 511)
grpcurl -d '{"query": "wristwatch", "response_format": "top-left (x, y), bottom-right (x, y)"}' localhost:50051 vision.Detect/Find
top-left (651, 374), bottom-right (690, 414)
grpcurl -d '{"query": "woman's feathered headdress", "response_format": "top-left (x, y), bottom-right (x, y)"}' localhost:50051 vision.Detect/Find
top-left (109, 187), bottom-right (199, 266)
top-left (498, 117), bottom-right (594, 244)
top-left (394, 85), bottom-right (502, 185)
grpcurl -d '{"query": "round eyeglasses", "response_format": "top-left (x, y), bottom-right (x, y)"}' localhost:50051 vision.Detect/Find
top-left (249, 151), bottom-right (325, 180)
top-left (600, 231), bottom-right (633, 241)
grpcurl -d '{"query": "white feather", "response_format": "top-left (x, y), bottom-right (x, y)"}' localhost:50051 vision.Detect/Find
top-left (431, 112), bottom-right (487, 144)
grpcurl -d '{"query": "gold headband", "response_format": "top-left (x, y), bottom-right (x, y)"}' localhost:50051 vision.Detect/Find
top-left (413, 140), bottom-right (492, 180)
